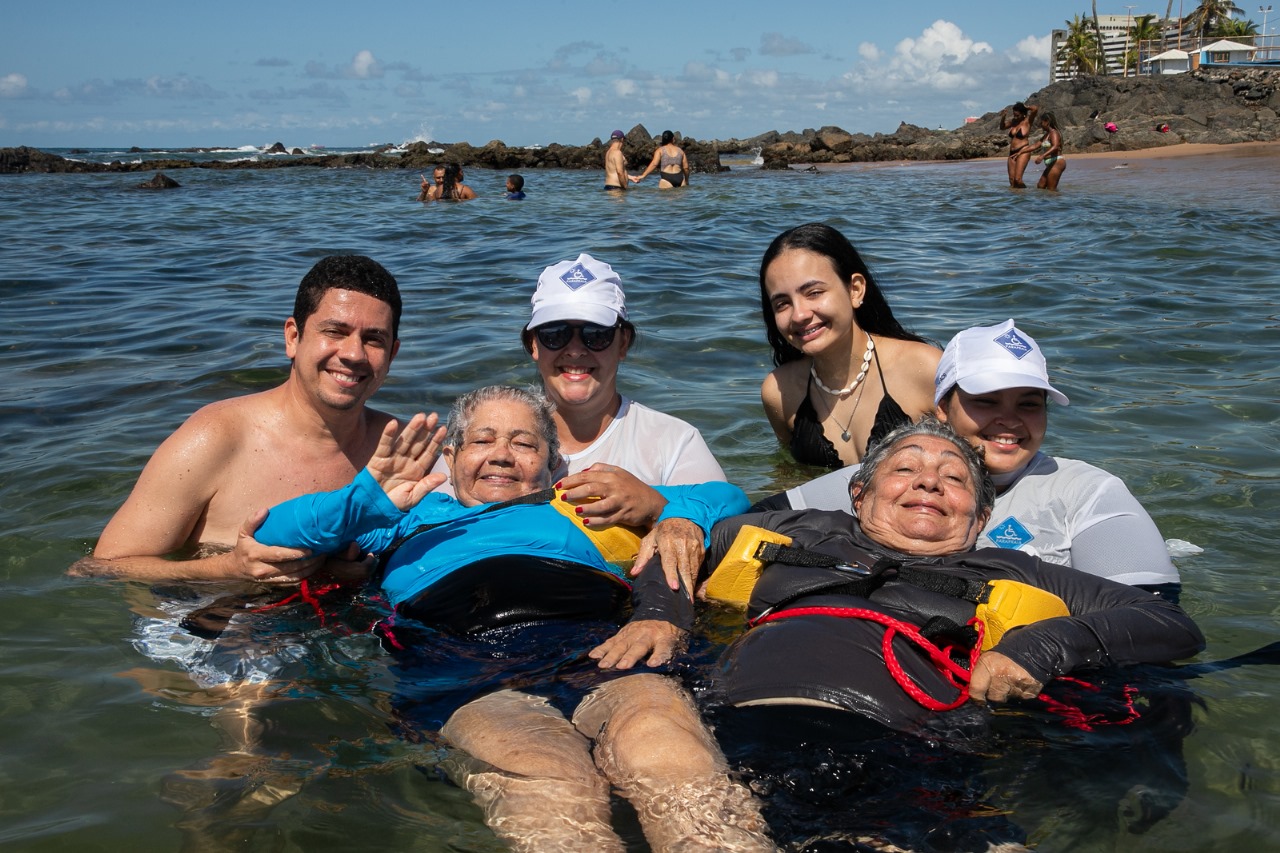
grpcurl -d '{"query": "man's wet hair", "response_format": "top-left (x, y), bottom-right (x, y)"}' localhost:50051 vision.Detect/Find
top-left (294, 255), bottom-right (402, 339)
top-left (508, 174), bottom-right (524, 192)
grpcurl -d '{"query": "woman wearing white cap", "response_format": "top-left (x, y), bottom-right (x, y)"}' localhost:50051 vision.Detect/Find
top-left (521, 253), bottom-right (726, 531)
top-left (774, 319), bottom-right (1181, 599)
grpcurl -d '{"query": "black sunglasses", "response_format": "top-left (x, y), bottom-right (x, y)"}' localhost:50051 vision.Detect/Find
top-left (534, 322), bottom-right (619, 352)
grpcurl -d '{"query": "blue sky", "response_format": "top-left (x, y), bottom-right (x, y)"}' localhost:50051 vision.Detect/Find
top-left (2, 2), bottom-right (1119, 148)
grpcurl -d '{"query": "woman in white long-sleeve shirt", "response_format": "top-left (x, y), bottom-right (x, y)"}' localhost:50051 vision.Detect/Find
top-left (773, 319), bottom-right (1181, 601)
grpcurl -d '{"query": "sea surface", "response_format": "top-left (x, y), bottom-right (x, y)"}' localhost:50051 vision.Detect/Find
top-left (1, 145), bottom-right (1278, 851)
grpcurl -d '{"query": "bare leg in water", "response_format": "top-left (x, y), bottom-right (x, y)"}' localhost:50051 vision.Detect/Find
top-left (574, 673), bottom-right (774, 852)
top-left (442, 689), bottom-right (623, 852)
top-left (442, 674), bottom-right (775, 852)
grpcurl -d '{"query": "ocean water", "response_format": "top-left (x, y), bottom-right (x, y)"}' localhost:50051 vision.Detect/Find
top-left (1, 147), bottom-right (1278, 851)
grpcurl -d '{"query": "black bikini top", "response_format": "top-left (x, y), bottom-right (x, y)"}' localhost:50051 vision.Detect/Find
top-left (788, 349), bottom-right (911, 470)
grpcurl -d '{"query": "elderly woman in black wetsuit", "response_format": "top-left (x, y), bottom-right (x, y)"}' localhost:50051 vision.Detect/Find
top-left (1001, 101), bottom-right (1040, 188)
top-left (604, 416), bottom-right (1204, 848)
top-left (703, 415), bottom-right (1203, 723)
top-left (759, 223), bottom-right (940, 471)
top-left (631, 129), bottom-right (690, 188)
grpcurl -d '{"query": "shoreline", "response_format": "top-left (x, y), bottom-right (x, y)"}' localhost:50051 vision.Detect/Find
top-left (797, 140), bottom-right (1280, 171)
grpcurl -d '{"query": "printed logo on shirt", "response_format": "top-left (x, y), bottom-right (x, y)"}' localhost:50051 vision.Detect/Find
top-left (993, 328), bottom-right (1033, 359)
top-left (559, 262), bottom-right (596, 290)
top-left (986, 516), bottom-right (1034, 549)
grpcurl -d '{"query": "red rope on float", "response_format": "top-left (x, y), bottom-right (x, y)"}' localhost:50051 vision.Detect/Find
top-left (752, 606), bottom-right (984, 711)
top-left (752, 606), bottom-right (1141, 729)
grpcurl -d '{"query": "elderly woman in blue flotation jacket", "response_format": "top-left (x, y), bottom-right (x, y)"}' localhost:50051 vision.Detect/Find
top-left (255, 385), bottom-right (773, 852)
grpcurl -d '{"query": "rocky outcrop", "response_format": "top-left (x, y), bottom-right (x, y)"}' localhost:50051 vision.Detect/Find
top-left (2, 69), bottom-right (1275, 175)
top-left (137, 172), bottom-right (180, 189)
top-left (399, 125), bottom-right (726, 173)
top-left (757, 68), bottom-right (1279, 166)
top-left (1, 127), bottom-right (727, 175)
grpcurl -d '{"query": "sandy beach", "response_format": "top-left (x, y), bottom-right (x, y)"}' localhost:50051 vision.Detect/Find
top-left (1057, 139), bottom-right (1280, 161)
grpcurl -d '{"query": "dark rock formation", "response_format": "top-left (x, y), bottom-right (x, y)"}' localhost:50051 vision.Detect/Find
top-left (264, 142), bottom-right (287, 154)
top-left (757, 68), bottom-right (1279, 166)
top-left (1, 69), bottom-right (1275, 176)
top-left (137, 172), bottom-right (180, 189)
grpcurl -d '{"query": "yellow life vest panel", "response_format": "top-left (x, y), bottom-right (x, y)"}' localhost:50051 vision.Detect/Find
top-left (974, 578), bottom-right (1070, 650)
top-left (705, 525), bottom-right (794, 605)
top-left (705, 526), bottom-right (1072, 648)
top-left (548, 496), bottom-right (646, 570)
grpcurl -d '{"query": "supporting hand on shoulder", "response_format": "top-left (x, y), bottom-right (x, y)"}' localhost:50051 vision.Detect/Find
top-left (557, 464), bottom-right (667, 528)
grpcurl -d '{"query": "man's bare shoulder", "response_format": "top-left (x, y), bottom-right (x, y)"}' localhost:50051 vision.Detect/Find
top-left (173, 389), bottom-right (282, 447)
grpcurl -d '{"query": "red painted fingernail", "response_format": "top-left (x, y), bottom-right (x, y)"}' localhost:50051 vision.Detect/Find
top-left (582, 518), bottom-right (591, 525)
top-left (575, 506), bottom-right (584, 514)
top-left (554, 481), bottom-right (562, 489)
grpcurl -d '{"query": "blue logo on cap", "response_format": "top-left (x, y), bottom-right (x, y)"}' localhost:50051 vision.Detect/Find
top-left (559, 263), bottom-right (596, 290)
top-left (986, 516), bottom-right (1034, 549)
top-left (993, 329), bottom-right (1033, 359)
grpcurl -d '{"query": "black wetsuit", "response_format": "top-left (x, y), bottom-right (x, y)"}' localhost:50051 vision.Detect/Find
top-left (700, 510), bottom-right (1204, 733)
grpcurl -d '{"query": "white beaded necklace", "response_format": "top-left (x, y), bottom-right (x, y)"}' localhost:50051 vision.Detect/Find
top-left (810, 335), bottom-right (875, 398)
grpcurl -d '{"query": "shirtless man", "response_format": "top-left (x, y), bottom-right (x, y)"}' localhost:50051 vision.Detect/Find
top-left (603, 129), bottom-right (631, 191)
top-left (419, 165), bottom-right (445, 201)
top-left (69, 255), bottom-right (406, 584)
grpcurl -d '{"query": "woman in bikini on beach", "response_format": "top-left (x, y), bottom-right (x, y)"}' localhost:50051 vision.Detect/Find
top-left (1001, 102), bottom-right (1039, 188)
top-left (758, 223), bottom-right (940, 472)
top-left (631, 130), bottom-right (690, 188)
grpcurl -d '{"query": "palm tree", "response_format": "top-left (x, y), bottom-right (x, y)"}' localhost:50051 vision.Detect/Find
top-left (1057, 14), bottom-right (1108, 76)
top-left (1126, 14), bottom-right (1165, 71)
top-left (1211, 17), bottom-right (1259, 37)
top-left (1186, 0), bottom-right (1245, 39)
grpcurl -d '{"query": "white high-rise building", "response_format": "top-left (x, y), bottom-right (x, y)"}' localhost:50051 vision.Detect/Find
top-left (1049, 14), bottom-right (1186, 81)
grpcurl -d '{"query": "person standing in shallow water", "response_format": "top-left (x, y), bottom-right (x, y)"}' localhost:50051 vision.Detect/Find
top-left (1001, 101), bottom-right (1039, 188)
top-left (603, 129), bottom-right (632, 190)
top-left (1034, 111), bottom-right (1066, 191)
top-left (758, 223), bottom-right (940, 471)
top-left (631, 130), bottom-right (690, 188)
top-left (437, 163), bottom-right (476, 200)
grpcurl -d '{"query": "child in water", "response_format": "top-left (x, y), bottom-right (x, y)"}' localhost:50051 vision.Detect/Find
top-left (505, 174), bottom-right (526, 200)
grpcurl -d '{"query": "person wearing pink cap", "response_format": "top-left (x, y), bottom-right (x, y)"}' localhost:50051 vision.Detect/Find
top-left (771, 319), bottom-right (1181, 599)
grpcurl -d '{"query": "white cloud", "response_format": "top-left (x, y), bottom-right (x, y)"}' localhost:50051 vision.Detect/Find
top-left (613, 79), bottom-right (637, 97)
top-left (858, 43), bottom-right (881, 62)
top-left (304, 50), bottom-right (384, 80)
top-left (1, 73), bottom-right (29, 97)
top-left (842, 20), bottom-right (1001, 93)
top-left (744, 69), bottom-right (779, 88)
top-left (572, 87), bottom-right (592, 105)
top-left (350, 50), bottom-right (382, 79)
top-left (1013, 34), bottom-right (1051, 61)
